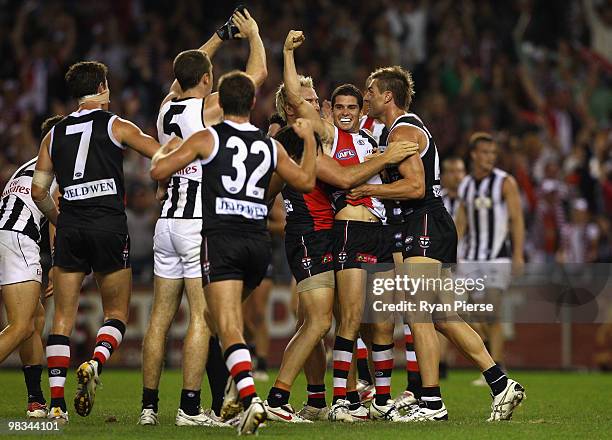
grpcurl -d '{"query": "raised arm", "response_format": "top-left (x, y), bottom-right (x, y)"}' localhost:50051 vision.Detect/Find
top-left (150, 131), bottom-right (211, 181)
top-left (233, 9), bottom-right (267, 89)
top-left (31, 132), bottom-right (59, 225)
top-left (112, 117), bottom-right (160, 158)
top-left (275, 119), bottom-right (317, 193)
top-left (283, 31), bottom-right (334, 141)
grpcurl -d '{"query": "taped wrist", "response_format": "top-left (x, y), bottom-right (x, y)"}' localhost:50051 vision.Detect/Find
top-left (35, 192), bottom-right (56, 218)
top-left (32, 170), bottom-right (54, 192)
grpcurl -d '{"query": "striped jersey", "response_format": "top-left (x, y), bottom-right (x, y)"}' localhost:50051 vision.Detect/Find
top-left (0, 158), bottom-right (57, 242)
top-left (442, 189), bottom-right (460, 219)
top-left (359, 115), bottom-right (388, 145)
top-left (328, 127), bottom-right (386, 222)
top-left (282, 180), bottom-right (334, 235)
top-left (156, 97), bottom-right (206, 219)
top-left (458, 168), bottom-right (511, 260)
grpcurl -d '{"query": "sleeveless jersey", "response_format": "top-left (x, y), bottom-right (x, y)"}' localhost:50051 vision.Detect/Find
top-left (50, 109), bottom-right (127, 233)
top-left (328, 127), bottom-right (386, 222)
top-left (282, 179), bottom-right (334, 235)
top-left (0, 158), bottom-right (57, 242)
top-left (156, 97), bottom-right (206, 218)
top-left (359, 115), bottom-right (388, 145)
top-left (379, 113), bottom-right (443, 221)
top-left (442, 189), bottom-right (460, 220)
top-left (201, 120), bottom-right (277, 234)
top-left (458, 168), bottom-right (511, 260)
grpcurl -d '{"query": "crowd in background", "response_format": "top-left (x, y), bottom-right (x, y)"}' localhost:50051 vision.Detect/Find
top-left (1, 0), bottom-right (611, 282)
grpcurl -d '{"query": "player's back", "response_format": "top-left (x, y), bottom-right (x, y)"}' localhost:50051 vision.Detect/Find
top-left (156, 97), bottom-right (206, 219)
top-left (50, 108), bottom-right (126, 233)
top-left (201, 120), bottom-right (277, 235)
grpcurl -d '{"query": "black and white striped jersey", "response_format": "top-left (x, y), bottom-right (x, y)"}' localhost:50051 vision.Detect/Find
top-left (0, 158), bottom-right (57, 242)
top-left (458, 168), bottom-right (511, 260)
top-left (442, 189), bottom-right (460, 220)
top-left (156, 97), bottom-right (206, 219)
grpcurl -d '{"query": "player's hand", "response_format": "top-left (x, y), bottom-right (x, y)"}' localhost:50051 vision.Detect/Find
top-left (156, 181), bottom-right (168, 202)
top-left (321, 99), bottom-right (333, 123)
top-left (348, 184), bottom-right (371, 200)
top-left (292, 118), bottom-right (314, 139)
top-left (512, 255), bottom-right (525, 277)
top-left (233, 8), bottom-right (259, 39)
top-left (216, 5), bottom-right (246, 40)
top-left (384, 140), bottom-right (419, 164)
top-left (284, 30), bottom-right (305, 51)
top-left (45, 269), bottom-right (54, 298)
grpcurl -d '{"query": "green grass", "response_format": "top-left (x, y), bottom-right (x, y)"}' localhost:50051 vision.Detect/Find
top-left (0, 369), bottom-right (610, 439)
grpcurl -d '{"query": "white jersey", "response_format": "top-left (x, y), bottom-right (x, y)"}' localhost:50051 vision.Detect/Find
top-left (458, 168), bottom-right (510, 260)
top-left (359, 115), bottom-right (387, 145)
top-left (156, 97), bottom-right (206, 218)
top-left (0, 158), bottom-right (57, 242)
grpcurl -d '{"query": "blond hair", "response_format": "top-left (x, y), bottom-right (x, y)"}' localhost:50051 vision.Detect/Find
top-left (275, 75), bottom-right (315, 122)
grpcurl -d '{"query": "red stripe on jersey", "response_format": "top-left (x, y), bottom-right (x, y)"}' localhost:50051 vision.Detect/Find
top-left (362, 116), bottom-right (375, 132)
top-left (303, 180), bottom-right (334, 231)
top-left (332, 129), bottom-right (374, 209)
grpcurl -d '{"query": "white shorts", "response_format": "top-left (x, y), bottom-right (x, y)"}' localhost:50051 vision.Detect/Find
top-left (153, 218), bottom-right (202, 279)
top-left (457, 258), bottom-right (512, 291)
top-left (0, 230), bottom-right (42, 285)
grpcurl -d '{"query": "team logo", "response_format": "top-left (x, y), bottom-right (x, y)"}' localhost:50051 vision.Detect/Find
top-left (75, 172), bottom-right (83, 179)
top-left (356, 253), bottom-right (377, 264)
top-left (284, 199), bottom-right (293, 212)
top-left (356, 139), bottom-right (366, 146)
top-left (338, 251), bottom-right (348, 264)
top-left (202, 260), bottom-right (211, 276)
top-left (302, 257), bottom-right (313, 270)
top-left (405, 235), bottom-right (414, 245)
top-left (419, 236), bottom-right (430, 249)
top-left (432, 184), bottom-right (442, 197)
top-left (375, 371), bottom-right (384, 377)
top-left (321, 253), bottom-right (333, 264)
top-left (50, 369), bottom-right (61, 376)
top-left (395, 232), bottom-right (404, 248)
top-left (335, 149), bottom-right (356, 160)
top-left (474, 196), bottom-right (492, 209)
top-left (405, 245), bottom-right (413, 252)
top-left (101, 341), bottom-right (112, 350)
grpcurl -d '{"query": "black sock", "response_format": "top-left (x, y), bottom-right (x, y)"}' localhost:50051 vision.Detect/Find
top-left (142, 387), bottom-right (159, 412)
top-left (206, 336), bottom-right (229, 416)
top-left (439, 361), bottom-right (448, 379)
top-left (267, 387), bottom-right (290, 407)
top-left (22, 365), bottom-right (45, 404)
top-left (346, 390), bottom-right (360, 410)
top-left (180, 389), bottom-right (201, 416)
top-left (407, 371), bottom-right (423, 399)
top-left (306, 384), bottom-right (326, 408)
top-left (256, 356), bottom-right (268, 372)
top-left (483, 364), bottom-right (508, 396)
top-left (357, 358), bottom-right (372, 385)
top-left (420, 386), bottom-right (443, 410)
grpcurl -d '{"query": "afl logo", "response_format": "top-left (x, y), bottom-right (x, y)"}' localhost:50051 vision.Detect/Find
top-left (336, 149), bottom-right (356, 160)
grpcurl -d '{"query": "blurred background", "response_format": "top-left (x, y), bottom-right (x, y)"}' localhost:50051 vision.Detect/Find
top-left (0, 0), bottom-right (611, 370)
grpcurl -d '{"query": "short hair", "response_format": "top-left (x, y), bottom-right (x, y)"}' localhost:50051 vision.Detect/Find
top-left (275, 75), bottom-right (315, 122)
top-left (469, 132), bottom-right (494, 152)
top-left (368, 66), bottom-right (415, 110)
top-left (173, 50), bottom-right (212, 91)
top-left (41, 115), bottom-right (64, 138)
top-left (331, 84), bottom-right (363, 109)
top-left (65, 61), bottom-right (108, 99)
top-left (218, 71), bottom-right (255, 117)
top-left (274, 125), bottom-right (323, 161)
top-left (442, 156), bottom-right (464, 170)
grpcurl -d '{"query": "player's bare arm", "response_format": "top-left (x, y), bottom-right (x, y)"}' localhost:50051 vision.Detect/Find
top-left (283, 30), bottom-right (334, 143)
top-left (150, 130), bottom-right (211, 181)
top-left (317, 140), bottom-right (419, 190)
top-left (112, 117), bottom-right (160, 158)
top-left (275, 119), bottom-right (317, 193)
top-left (267, 172), bottom-right (286, 201)
top-left (31, 131), bottom-right (59, 225)
top-left (348, 125), bottom-right (425, 200)
top-left (454, 202), bottom-right (467, 239)
top-left (504, 175), bottom-right (525, 270)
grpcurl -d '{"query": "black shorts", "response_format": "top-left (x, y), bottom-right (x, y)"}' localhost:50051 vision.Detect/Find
top-left (333, 221), bottom-right (394, 271)
top-left (201, 232), bottom-right (271, 290)
top-left (285, 229), bottom-right (334, 284)
top-left (402, 208), bottom-right (457, 264)
top-left (54, 227), bottom-right (130, 274)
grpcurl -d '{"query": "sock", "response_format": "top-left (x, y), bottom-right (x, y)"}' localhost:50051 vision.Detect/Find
top-left (256, 356), bottom-right (268, 372)
top-left (372, 343), bottom-right (394, 405)
top-left (483, 364), bottom-right (508, 396)
top-left (224, 343), bottom-right (257, 408)
top-left (92, 319), bottom-right (126, 373)
top-left (46, 334), bottom-right (70, 411)
top-left (142, 387), bottom-right (159, 412)
top-left (22, 365), bottom-right (45, 404)
top-left (356, 338), bottom-right (372, 384)
top-left (404, 324), bottom-right (423, 399)
top-left (332, 336), bottom-right (354, 403)
top-left (180, 389), bottom-right (201, 416)
top-left (206, 336), bottom-right (229, 416)
top-left (421, 386), bottom-right (443, 410)
top-left (346, 390), bottom-right (360, 410)
top-left (306, 384), bottom-right (326, 408)
top-left (267, 383), bottom-right (290, 407)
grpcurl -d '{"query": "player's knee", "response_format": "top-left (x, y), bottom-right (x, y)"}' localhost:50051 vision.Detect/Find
top-left (13, 319), bottom-right (35, 342)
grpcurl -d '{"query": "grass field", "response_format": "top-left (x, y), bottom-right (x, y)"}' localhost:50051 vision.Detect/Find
top-left (0, 369), bottom-right (610, 439)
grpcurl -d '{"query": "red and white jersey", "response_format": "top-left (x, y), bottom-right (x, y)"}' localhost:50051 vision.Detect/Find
top-left (328, 127), bottom-right (386, 222)
top-left (359, 115), bottom-right (388, 146)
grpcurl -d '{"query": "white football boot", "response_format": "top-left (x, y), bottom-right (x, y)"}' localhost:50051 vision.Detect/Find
top-left (138, 408), bottom-right (159, 425)
top-left (488, 379), bottom-right (526, 421)
top-left (264, 401), bottom-right (312, 423)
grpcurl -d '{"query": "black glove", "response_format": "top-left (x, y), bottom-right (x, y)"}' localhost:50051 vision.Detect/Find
top-left (216, 5), bottom-right (247, 41)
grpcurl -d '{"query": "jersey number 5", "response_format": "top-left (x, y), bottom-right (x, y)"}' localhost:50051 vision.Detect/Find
top-left (221, 136), bottom-right (271, 200)
top-left (66, 121), bottom-right (93, 180)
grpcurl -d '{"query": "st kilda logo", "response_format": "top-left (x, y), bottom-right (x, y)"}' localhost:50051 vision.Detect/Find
top-left (202, 260), bottom-right (211, 276)
top-left (302, 256), bottom-right (313, 270)
top-left (419, 236), bottom-right (430, 249)
top-left (338, 251), bottom-right (348, 264)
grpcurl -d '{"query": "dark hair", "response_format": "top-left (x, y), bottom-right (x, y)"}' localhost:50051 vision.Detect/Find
top-left (41, 115), bottom-right (64, 138)
top-left (331, 84), bottom-right (363, 109)
top-left (469, 132), bottom-right (494, 152)
top-left (65, 61), bottom-right (108, 98)
top-left (368, 66), bottom-right (415, 110)
top-left (274, 125), bottom-right (323, 161)
top-left (173, 50), bottom-right (212, 91)
top-left (218, 71), bottom-right (255, 117)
